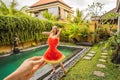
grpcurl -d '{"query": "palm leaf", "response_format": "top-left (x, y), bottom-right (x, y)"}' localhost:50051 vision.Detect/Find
top-left (0, 0), bottom-right (9, 15)
top-left (9, 0), bottom-right (17, 15)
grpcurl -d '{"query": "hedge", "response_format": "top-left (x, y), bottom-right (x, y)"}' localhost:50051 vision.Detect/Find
top-left (0, 16), bottom-right (65, 46)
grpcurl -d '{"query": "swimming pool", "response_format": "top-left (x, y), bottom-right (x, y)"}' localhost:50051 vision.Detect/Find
top-left (0, 45), bottom-right (83, 80)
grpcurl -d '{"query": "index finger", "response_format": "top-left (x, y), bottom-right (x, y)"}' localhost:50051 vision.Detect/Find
top-left (32, 57), bottom-right (44, 65)
top-left (29, 56), bottom-right (42, 61)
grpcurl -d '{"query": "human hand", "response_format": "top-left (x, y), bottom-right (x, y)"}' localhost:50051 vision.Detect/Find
top-left (4, 56), bottom-right (46, 80)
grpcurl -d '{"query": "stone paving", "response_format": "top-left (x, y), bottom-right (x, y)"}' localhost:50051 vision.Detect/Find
top-left (101, 53), bottom-right (108, 55)
top-left (99, 59), bottom-right (106, 62)
top-left (101, 56), bottom-right (107, 59)
top-left (96, 64), bottom-right (106, 68)
top-left (87, 53), bottom-right (95, 57)
top-left (84, 51), bottom-right (96, 60)
top-left (84, 56), bottom-right (92, 60)
top-left (93, 71), bottom-right (105, 77)
top-left (93, 50), bottom-right (108, 77)
top-left (90, 51), bottom-right (96, 54)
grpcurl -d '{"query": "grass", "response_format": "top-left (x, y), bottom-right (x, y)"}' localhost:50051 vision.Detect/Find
top-left (61, 43), bottom-right (120, 80)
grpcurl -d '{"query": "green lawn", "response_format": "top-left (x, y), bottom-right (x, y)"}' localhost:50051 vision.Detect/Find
top-left (61, 43), bottom-right (120, 80)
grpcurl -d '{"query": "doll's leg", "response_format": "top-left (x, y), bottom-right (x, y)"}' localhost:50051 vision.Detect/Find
top-left (51, 64), bottom-right (56, 74)
top-left (59, 62), bottom-right (66, 74)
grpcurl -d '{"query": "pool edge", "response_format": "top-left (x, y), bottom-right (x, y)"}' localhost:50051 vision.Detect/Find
top-left (43, 47), bottom-right (91, 80)
top-left (30, 47), bottom-right (91, 80)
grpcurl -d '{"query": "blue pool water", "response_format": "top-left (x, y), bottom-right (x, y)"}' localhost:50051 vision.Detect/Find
top-left (0, 46), bottom-right (76, 80)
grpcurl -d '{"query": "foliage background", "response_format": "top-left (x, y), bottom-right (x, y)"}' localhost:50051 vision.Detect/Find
top-left (0, 16), bottom-right (65, 46)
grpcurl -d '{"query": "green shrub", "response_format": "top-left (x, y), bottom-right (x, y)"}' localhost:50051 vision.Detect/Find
top-left (0, 16), bottom-right (65, 46)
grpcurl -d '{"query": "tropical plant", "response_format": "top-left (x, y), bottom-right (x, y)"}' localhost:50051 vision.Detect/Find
top-left (103, 12), bottom-right (119, 33)
top-left (0, 16), bottom-right (65, 46)
top-left (105, 33), bottom-right (120, 64)
top-left (69, 8), bottom-right (90, 41)
top-left (0, 0), bottom-right (28, 16)
top-left (72, 8), bottom-right (84, 25)
top-left (86, 2), bottom-right (105, 42)
top-left (61, 29), bottom-right (70, 42)
top-left (42, 11), bottom-right (58, 21)
top-left (69, 24), bottom-right (80, 38)
top-left (68, 23), bottom-right (90, 42)
top-left (78, 26), bottom-right (90, 41)
top-left (66, 14), bottom-right (72, 22)
top-left (103, 8), bottom-right (120, 64)
top-left (95, 27), bottom-right (109, 40)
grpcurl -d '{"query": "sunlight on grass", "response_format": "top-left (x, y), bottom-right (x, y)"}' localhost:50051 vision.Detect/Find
top-left (61, 43), bottom-right (120, 80)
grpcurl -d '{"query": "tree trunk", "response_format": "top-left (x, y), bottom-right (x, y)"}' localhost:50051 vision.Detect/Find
top-left (94, 23), bottom-right (97, 43)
